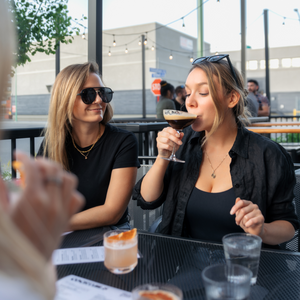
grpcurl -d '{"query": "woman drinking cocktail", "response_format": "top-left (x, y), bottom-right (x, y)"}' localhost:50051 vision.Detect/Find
top-left (133, 54), bottom-right (299, 248)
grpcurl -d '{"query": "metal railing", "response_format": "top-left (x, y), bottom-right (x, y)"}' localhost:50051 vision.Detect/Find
top-left (0, 123), bottom-right (168, 178)
top-left (2, 117), bottom-right (300, 178)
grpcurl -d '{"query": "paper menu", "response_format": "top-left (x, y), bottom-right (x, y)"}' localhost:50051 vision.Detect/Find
top-left (54, 275), bottom-right (132, 300)
top-left (52, 246), bottom-right (105, 265)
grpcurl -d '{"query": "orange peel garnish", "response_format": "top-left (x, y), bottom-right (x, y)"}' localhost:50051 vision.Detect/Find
top-left (12, 161), bottom-right (25, 188)
top-left (107, 228), bottom-right (137, 241)
top-left (139, 291), bottom-right (175, 300)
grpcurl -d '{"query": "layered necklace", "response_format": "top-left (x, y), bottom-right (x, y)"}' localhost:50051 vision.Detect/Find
top-left (204, 151), bottom-right (228, 179)
top-left (71, 128), bottom-right (102, 160)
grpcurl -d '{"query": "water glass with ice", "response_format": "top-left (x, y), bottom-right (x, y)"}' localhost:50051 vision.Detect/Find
top-left (222, 233), bottom-right (262, 285)
top-left (201, 263), bottom-right (252, 300)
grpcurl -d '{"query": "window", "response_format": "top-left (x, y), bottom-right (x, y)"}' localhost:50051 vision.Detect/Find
top-left (260, 60), bottom-right (265, 69)
top-left (248, 60), bottom-right (258, 70)
top-left (281, 58), bottom-right (291, 68)
top-left (292, 58), bottom-right (300, 67)
top-left (269, 59), bottom-right (279, 69)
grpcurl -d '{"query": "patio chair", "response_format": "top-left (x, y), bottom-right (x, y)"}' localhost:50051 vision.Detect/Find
top-left (280, 169), bottom-right (300, 252)
top-left (128, 164), bottom-right (163, 232)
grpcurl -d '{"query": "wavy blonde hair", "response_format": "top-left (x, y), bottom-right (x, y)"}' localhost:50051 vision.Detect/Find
top-left (190, 59), bottom-right (250, 144)
top-left (43, 62), bottom-right (113, 170)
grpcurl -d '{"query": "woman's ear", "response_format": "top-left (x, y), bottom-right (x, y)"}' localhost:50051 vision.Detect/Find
top-left (227, 91), bottom-right (240, 109)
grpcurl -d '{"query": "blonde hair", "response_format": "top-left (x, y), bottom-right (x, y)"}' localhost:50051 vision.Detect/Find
top-left (190, 59), bottom-right (250, 144)
top-left (43, 62), bottom-right (114, 170)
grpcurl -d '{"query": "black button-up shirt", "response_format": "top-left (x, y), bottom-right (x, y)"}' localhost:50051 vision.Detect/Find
top-left (133, 125), bottom-right (299, 241)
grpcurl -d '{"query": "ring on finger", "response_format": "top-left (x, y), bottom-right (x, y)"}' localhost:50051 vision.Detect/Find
top-left (44, 176), bottom-right (63, 186)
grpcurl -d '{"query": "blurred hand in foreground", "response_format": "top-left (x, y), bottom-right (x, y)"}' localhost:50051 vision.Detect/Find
top-left (0, 151), bottom-right (84, 261)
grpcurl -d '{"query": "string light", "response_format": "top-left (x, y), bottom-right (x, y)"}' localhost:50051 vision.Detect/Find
top-left (108, 47), bottom-right (111, 56)
top-left (125, 45), bottom-right (128, 53)
top-left (138, 39), bottom-right (141, 46)
top-left (113, 34), bottom-right (116, 47)
top-left (144, 33), bottom-right (148, 45)
top-left (215, 52), bottom-right (219, 55)
top-left (190, 56), bottom-right (193, 62)
top-left (151, 45), bottom-right (155, 51)
top-left (169, 52), bottom-right (173, 60)
top-left (282, 17), bottom-right (286, 25)
top-left (182, 17), bottom-right (185, 27)
top-left (82, 31), bottom-right (86, 39)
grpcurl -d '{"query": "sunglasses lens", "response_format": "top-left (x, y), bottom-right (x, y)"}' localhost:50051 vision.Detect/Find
top-left (100, 87), bottom-right (113, 103)
top-left (208, 55), bottom-right (227, 62)
top-left (80, 88), bottom-right (95, 104)
top-left (192, 57), bottom-right (206, 65)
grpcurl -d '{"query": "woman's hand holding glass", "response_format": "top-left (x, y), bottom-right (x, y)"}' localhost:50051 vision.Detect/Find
top-left (230, 197), bottom-right (265, 237)
top-left (3, 151), bottom-right (85, 261)
top-left (157, 127), bottom-right (184, 160)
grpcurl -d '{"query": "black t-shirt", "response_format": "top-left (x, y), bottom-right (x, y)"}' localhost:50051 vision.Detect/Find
top-left (38, 123), bottom-right (140, 225)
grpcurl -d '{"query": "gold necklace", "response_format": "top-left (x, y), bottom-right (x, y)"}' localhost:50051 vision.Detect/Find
top-left (204, 151), bottom-right (228, 179)
top-left (71, 129), bottom-right (101, 160)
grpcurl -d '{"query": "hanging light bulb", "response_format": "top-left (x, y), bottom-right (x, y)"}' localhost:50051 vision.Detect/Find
top-left (169, 52), bottom-right (173, 60)
top-left (182, 17), bottom-right (185, 27)
top-left (108, 47), bottom-right (111, 56)
top-left (190, 56), bottom-right (193, 63)
top-left (144, 33), bottom-right (148, 45)
top-left (113, 34), bottom-right (116, 47)
top-left (82, 31), bottom-right (86, 39)
top-left (138, 39), bottom-right (141, 46)
top-left (151, 45), bottom-right (155, 51)
top-left (125, 45), bottom-right (128, 53)
top-left (282, 17), bottom-right (286, 25)
top-left (215, 51), bottom-right (219, 55)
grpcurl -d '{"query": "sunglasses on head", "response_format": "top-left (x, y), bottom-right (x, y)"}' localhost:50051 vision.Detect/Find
top-left (77, 87), bottom-right (114, 105)
top-left (192, 54), bottom-right (238, 85)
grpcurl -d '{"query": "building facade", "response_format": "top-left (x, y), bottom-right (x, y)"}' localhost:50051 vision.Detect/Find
top-left (11, 23), bottom-right (205, 116)
top-left (10, 22), bottom-right (300, 116)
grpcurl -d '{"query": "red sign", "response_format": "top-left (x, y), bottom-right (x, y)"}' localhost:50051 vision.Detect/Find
top-left (151, 78), bottom-right (161, 96)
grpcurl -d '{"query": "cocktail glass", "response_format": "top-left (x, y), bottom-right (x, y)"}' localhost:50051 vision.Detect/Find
top-left (162, 109), bottom-right (197, 163)
top-left (103, 229), bottom-right (138, 274)
top-left (201, 263), bottom-right (252, 300)
top-left (132, 283), bottom-right (183, 300)
top-left (222, 233), bottom-right (262, 285)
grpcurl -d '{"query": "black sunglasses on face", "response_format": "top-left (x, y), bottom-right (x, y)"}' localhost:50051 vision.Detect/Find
top-left (192, 54), bottom-right (238, 85)
top-left (77, 87), bottom-right (114, 104)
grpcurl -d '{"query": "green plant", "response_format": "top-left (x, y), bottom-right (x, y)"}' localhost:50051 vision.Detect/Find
top-left (1, 161), bottom-right (12, 181)
top-left (8, 0), bottom-right (86, 67)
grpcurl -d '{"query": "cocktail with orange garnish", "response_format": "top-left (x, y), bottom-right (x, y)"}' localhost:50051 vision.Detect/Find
top-left (132, 284), bottom-right (183, 300)
top-left (104, 228), bottom-right (138, 274)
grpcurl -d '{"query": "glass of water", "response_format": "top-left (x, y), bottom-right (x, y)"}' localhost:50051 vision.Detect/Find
top-left (202, 264), bottom-right (252, 300)
top-left (222, 233), bottom-right (262, 285)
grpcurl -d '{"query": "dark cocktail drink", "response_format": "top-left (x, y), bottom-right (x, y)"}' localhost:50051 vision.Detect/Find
top-left (162, 110), bottom-right (197, 163)
top-left (164, 114), bottom-right (197, 130)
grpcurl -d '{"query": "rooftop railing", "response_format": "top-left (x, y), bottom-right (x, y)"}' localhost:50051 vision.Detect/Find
top-left (1, 115), bottom-right (300, 178)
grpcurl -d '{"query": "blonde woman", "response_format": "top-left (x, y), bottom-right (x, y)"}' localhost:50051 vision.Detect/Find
top-left (133, 54), bottom-right (299, 249)
top-left (38, 62), bottom-right (139, 231)
top-left (0, 0), bottom-right (84, 298)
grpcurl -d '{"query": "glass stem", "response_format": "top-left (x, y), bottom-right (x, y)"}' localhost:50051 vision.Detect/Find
top-left (169, 130), bottom-right (181, 159)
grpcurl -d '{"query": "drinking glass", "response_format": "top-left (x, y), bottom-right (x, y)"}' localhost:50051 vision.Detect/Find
top-left (162, 109), bottom-right (197, 163)
top-left (201, 264), bottom-right (252, 300)
top-left (103, 230), bottom-right (138, 274)
top-left (222, 233), bottom-right (262, 285)
top-left (132, 283), bottom-right (183, 300)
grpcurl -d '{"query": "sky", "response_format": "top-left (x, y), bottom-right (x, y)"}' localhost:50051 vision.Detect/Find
top-left (68, 0), bottom-right (300, 52)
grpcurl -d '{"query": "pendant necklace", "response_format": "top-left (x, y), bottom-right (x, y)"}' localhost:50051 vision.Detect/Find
top-left (204, 151), bottom-right (228, 179)
top-left (71, 129), bottom-right (101, 160)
